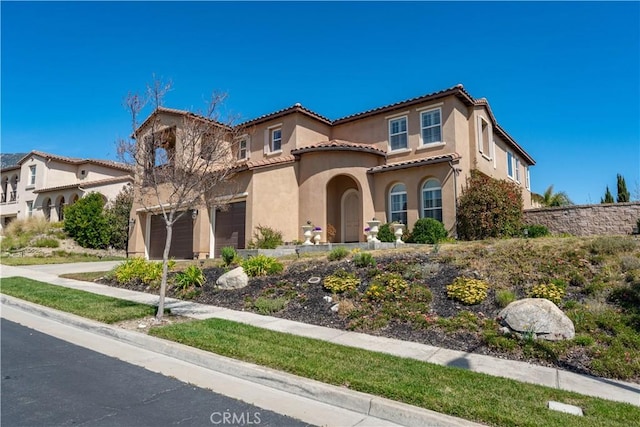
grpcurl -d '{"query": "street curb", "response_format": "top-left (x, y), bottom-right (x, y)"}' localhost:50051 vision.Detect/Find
top-left (1, 295), bottom-right (483, 427)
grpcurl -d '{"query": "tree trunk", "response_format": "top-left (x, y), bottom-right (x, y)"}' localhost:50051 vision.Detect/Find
top-left (156, 222), bottom-right (173, 320)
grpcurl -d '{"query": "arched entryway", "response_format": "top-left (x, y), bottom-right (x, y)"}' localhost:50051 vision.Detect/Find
top-left (56, 196), bottom-right (65, 221)
top-left (43, 197), bottom-right (52, 221)
top-left (326, 175), bottom-right (361, 243)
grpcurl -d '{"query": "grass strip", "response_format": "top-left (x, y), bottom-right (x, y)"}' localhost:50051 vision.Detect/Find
top-left (1, 255), bottom-right (123, 266)
top-left (150, 318), bottom-right (640, 427)
top-left (59, 271), bottom-right (107, 282)
top-left (0, 277), bottom-right (156, 323)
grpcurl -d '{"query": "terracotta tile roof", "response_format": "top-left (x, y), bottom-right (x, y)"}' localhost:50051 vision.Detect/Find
top-left (19, 150), bottom-right (132, 171)
top-left (234, 154), bottom-right (297, 171)
top-left (239, 103), bottom-right (332, 127)
top-left (368, 152), bottom-right (461, 174)
top-left (291, 140), bottom-right (386, 156)
top-left (134, 107), bottom-right (231, 137)
top-left (33, 175), bottom-right (133, 194)
top-left (333, 84), bottom-right (474, 124)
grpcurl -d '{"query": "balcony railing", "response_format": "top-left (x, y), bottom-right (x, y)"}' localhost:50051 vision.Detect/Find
top-left (1, 191), bottom-right (18, 203)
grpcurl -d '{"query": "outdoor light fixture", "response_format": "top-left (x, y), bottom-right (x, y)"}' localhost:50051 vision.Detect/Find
top-left (191, 209), bottom-right (198, 219)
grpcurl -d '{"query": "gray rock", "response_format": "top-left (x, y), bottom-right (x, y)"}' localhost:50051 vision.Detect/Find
top-left (498, 298), bottom-right (575, 341)
top-left (323, 296), bottom-right (333, 303)
top-left (216, 267), bottom-right (249, 290)
top-left (330, 304), bottom-right (339, 312)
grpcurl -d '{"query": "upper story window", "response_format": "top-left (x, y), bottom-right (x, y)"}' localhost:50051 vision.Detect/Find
top-left (389, 183), bottom-right (407, 225)
top-left (478, 116), bottom-right (493, 159)
top-left (507, 151), bottom-right (514, 179)
top-left (238, 138), bottom-right (248, 160)
top-left (271, 128), bottom-right (282, 152)
top-left (422, 179), bottom-right (443, 222)
top-left (515, 158), bottom-right (521, 183)
top-left (421, 109), bottom-right (442, 145)
top-left (525, 167), bottom-right (531, 190)
top-left (388, 116), bottom-right (408, 151)
top-left (29, 165), bottom-right (36, 186)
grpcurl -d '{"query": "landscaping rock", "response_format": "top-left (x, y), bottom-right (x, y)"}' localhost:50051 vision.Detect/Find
top-left (498, 298), bottom-right (575, 341)
top-left (323, 296), bottom-right (333, 303)
top-left (330, 304), bottom-right (339, 312)
top-left (216, 267), bottom-right (249, 290)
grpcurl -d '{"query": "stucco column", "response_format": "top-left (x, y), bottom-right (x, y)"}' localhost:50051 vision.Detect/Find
top-left (192, 205), bottom-right (210, 259)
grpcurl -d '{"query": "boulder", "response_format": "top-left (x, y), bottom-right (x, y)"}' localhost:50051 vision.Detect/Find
top-left (498, 298), bottom-right (575, 341)
top-left (216, 267), bottom-right (249, 290)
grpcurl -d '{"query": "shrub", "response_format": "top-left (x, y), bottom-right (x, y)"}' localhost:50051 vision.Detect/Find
top-left (113, 257), bottom-right (174, 286)
top-left (174, 265), bottom-right (205, 290)
top-left (365, 273), bottom-right (408, 301)
top-left (241, 254), bottom-right (284, 277)
top-left (253, 296), bottom-right (288, 315)
top-left (326, 224), bottom-right (337, 243)
top-left (524, 224), bottom-right (550, 238)
top-left (588, 236), bottom-right (637, 255)
top-left (457, 170), bottom-right (523, 240)
top-left (103, 184), bottom-right (133, 250)
top-left (495, 289), bottom-right (516, 308)
top-left (63, 192), bottom-right (110, 249)
top-left (328, 247), bottom-right (349, 261)
top-left (528, 282), bottom-right (566, 304)
top-left (221, 246), bottom-right (238, 266)
top-left (353, 252), bottom-right (376, 268)
top-left (32, 237), bottom-right (60, 248)
top-left (447, 277), bottom-right (489, 305)
top-left (323, 269), bottom-right (360, 293)
top-left (247, 225), bottom-right (283, 249)
top-left (408, 218), bottom-right (447, 244)
top-left (376, 223), bottom-right (395, 242)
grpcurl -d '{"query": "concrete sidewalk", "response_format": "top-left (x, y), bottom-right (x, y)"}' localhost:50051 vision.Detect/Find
top-left (1, 262), bottom-right (639, 407)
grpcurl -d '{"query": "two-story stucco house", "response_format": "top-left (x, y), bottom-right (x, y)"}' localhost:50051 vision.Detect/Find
top-left (0, 151), bottom-right (133, 230)
top-left (127, 84), bottom-right (535, 259)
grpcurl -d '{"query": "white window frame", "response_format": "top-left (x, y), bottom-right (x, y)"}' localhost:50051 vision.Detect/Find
top-left (264, 123), bottom-right (283, 155)
top-left (477, 116), bottom-right (494, 161)
top-left (420, 108), bottom-right (443, 146)
top-left (29, 165), bottom-right (36, 186)
top-left (389, 183), bottom-right (407, 224)
top-left (515, 158), bottom-right (521, 183)
top-left (421, 179), bottom-right (443, 223)
top-left (237, 138), bottom-right (248, 160)
top-left (388, 116), bottom-right (408, 151)
top-left (526, 167), bottom-right (531, 190)
top-left (271, 128), bottom-right (282, 152)
top-left (507, 151), bottom-right (514, 179)
top-left (26, 200), bottom-right (33, 217)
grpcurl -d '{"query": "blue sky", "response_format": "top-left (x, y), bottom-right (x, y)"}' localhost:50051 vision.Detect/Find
top-left (2, 1), bottom-right (639, 204)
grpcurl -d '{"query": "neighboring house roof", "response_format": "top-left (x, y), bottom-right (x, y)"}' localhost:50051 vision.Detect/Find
top-left (33, 176), bottom-right (133, 194)
top-left (368, 153), bottom-right (461, 174)
top-left (291, 140), bottom-right (386, 156)
top-left (18, 150), bottom-right (132, 172)
top-left (133, 106), bottom-right (231, 138)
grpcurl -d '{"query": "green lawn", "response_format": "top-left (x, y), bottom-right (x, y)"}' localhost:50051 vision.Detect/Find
top-left (1, 253), bottom-right (123, 266)
top-left (151, 318), bottom-right (640, 427)
top-left (0, 277), bottom-right (156, 323)
top-left (59, 271), bottom-right (107, 282)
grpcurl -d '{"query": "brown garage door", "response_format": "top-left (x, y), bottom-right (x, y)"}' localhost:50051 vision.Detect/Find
top-left (149, 212), bottom-right (194, 260)
top-left (214, 202), bottom-right (246, 258)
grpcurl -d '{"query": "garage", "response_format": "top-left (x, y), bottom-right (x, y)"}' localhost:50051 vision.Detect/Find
top-left (148, 212), bottom-right (194, 259)
top-left (214, 202), bottom-right (246, 258)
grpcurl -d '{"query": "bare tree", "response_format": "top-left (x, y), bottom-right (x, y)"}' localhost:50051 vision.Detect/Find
top-left (118, 78), bottom-right (245, 320)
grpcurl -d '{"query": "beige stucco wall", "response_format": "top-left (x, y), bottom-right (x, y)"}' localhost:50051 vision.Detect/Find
top-left (294, 114), bottom-right (332, 148)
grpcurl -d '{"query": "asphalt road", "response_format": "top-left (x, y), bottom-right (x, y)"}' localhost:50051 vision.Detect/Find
top-left (1, 319), bottom-right (311, 427)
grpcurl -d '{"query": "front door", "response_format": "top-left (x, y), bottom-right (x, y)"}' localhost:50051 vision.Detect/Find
top-left (342, 190), bottom-right (360, 242)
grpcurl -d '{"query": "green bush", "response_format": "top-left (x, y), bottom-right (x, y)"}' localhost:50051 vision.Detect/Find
top-left (328, 247), bottom-right (349, 261)
top-left (103, 185), bottom-right (133, 250)
top-left (174, 265), bottom-right (205, 290)
top-left (447, 277), bottom-right (489, 305)
top-left (523, 224), bottom-right (550, 238)
top-left (408, 218), bottom-right (447, 244)
top-left (376, 223), bottom-right (395, 242)
top-left (32, 237), bottom-right (60, 248)
top-left (221, 246), bottom-right (238, 266)
top-left (323, 269), bottom-right (360, 293)
top-left (353, 252), bottom-right (376, 268)
top-left (113, 257), bottom-right (174, 286)
top-left (253, 296), bottom-right (288, 315)
top-left (457, 170), bottom-right (523, 240)
top-left (247, 225), bottom-right (283, 249)
top-left (63, 192), bottom-right (110, 249)
top-left (589, 236), bottom-right (637, 255)
top-left (241, 254), bottom-right (284, 277)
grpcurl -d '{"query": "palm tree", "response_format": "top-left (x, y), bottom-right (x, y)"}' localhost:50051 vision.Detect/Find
top-left (534, 185), bottom-right (573, 207)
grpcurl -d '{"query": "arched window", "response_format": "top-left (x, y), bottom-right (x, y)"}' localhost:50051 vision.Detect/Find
top-left (389, 184), bottom-right (407, 225)
top-left (422, 179), bottom-right (442, 222)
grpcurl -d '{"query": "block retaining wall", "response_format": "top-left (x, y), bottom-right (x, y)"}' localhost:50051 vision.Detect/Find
top-left (524, 202), bottom-right (640, 236)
